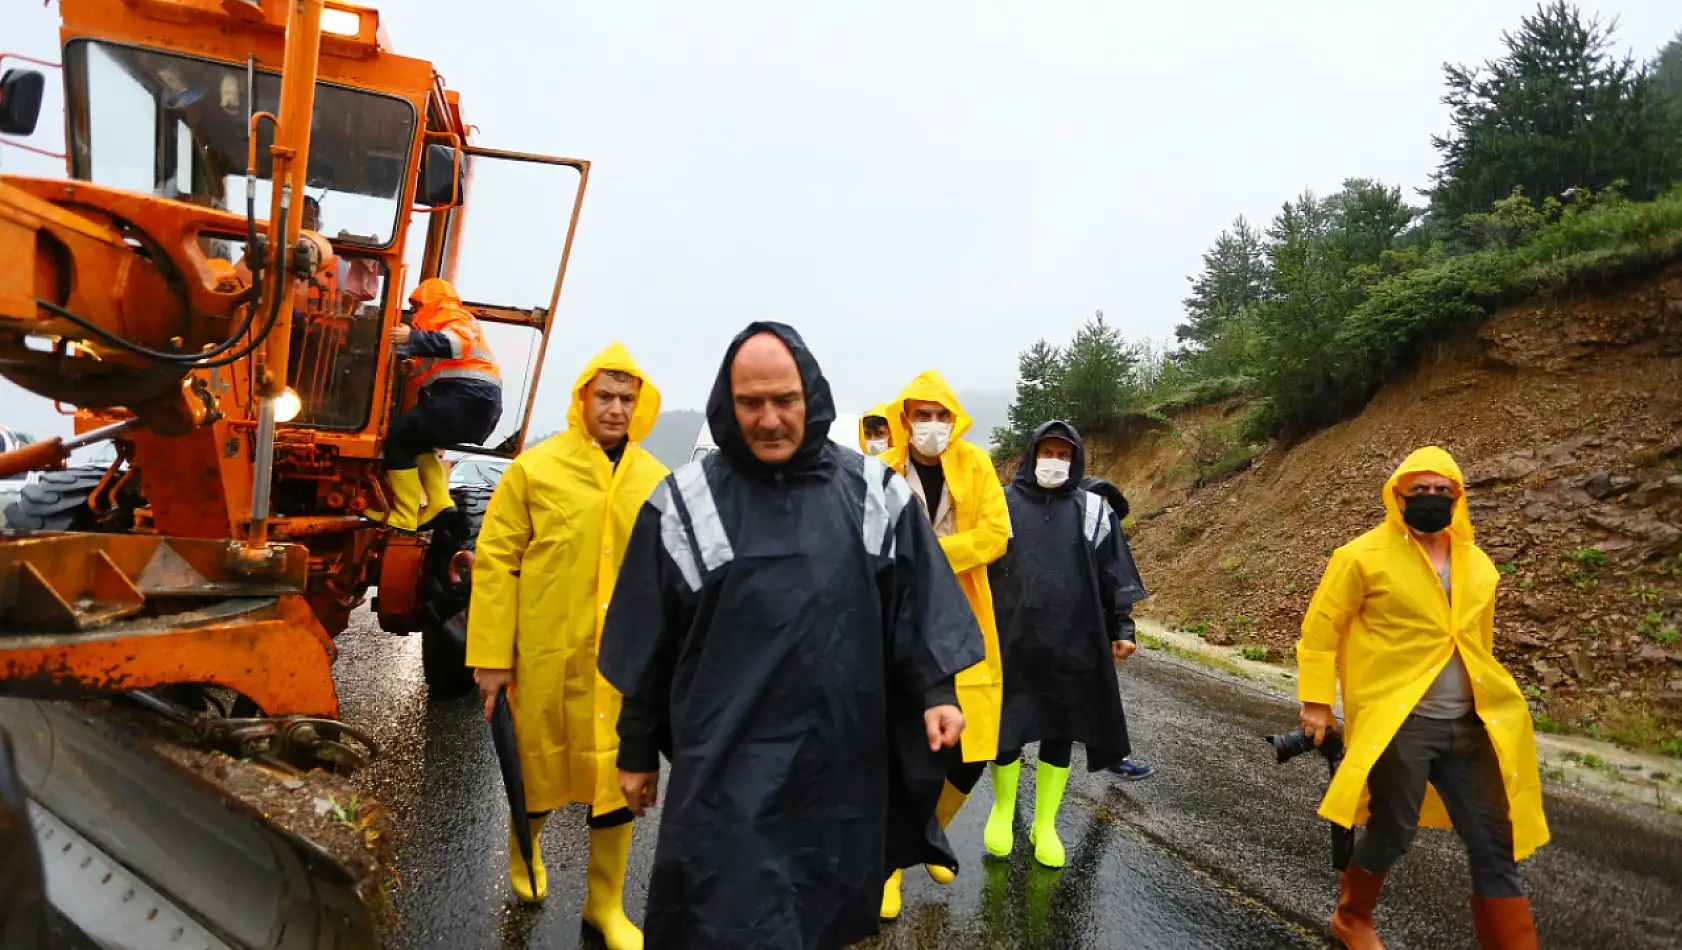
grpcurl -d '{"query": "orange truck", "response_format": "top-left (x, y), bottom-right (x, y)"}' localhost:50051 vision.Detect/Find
top-left (0, 1), bottom-right (586, 942)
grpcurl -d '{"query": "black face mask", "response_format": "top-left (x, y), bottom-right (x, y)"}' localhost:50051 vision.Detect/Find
top-left (1402, 494), bottom-right (1454, 534)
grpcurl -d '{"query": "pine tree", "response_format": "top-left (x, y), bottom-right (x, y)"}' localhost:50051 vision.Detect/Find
top-left (1176, 217), bottom-right (1267, 353)
top-left (1430, 2), bottom-right (1682, 225)
top-left (1059, 311), bottom-right (1137, 434)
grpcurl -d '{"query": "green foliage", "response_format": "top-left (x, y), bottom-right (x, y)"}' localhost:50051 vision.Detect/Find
top-left (996, 311), bottom-right (1158, 452)
top-left (1637, 612), bottom-right (1680, 644)
top-left (1654, 29), bottom-right (1682, 107)
top-left (1532, 711), bottom-right (1565, 734)
top-left (1497, 561), bottom-right (1519, 575)
top-left (1663, 738), bottom-right (1682, 760)
top-left (1239, 645), bottom-right (1268, 662)
top-left (1176, 217), bottom-right (1267, 372)
top-left (1429, 2), bottom-right (1682, 228)
top-left (1630, 584), bottom-right (1661, 604)
top-left (1155, 5), bottom-right (1682, 445)
top-left (1568, 547), bottom-right (1609, 568)
top-left (1060, 311), bottom-right (1139, 433)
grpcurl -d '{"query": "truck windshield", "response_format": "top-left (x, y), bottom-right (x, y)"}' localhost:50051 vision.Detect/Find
top-left (63, 40), bottom-right (416, 247)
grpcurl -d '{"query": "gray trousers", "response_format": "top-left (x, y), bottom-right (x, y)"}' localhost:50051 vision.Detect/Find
top-left (1355, 713), bottom-right (1524, 898)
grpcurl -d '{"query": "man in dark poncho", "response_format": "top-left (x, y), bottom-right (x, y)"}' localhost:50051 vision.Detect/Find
top-left (984, 421), bottom-right (1147, 868)
top-left (597, 323), bottom-right (984, 950)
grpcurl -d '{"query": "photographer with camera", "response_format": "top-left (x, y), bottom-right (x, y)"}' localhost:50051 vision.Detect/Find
top-left (1297, 448), bottom-right (1547, 950)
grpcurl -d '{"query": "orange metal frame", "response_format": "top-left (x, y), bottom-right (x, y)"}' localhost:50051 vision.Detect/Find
top-left (0, 0), bottom-right (591, 718)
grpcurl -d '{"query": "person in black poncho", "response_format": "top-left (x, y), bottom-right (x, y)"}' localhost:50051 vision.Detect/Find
top-left (984, 420), bottom-right (1148, 869)
top-left (597, 323), bottom-right (983, 950)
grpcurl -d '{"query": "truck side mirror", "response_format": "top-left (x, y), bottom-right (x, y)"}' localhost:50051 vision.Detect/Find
top-left (416, 143), bottom-right (463, 209)
top-left (0, 69), bottom-right (46, 136)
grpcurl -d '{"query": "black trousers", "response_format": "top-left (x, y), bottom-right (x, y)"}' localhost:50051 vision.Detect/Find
top-left (384, 380), bottom-right (502, 468)
top-left (997, 738), bottom-right (1073, 769)
top-left (946, 738), bottom-right (1076, 794)
top-left (1356, 713), bottom-right (1523, 898)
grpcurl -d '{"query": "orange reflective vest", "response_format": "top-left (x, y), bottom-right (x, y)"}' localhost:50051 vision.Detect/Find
top-left (409, 278), bottom-right (501, 389)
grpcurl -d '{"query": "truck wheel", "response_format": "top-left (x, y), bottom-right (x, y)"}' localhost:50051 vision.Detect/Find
top-left (417, 485), bottom-right (491, 696)
top-left (3, 466), bottom-right (116, 532)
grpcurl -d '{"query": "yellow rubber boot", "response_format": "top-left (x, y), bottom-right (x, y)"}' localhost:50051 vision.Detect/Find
top-left (415, 452), bottom-right (455, 528)
top-left (984, 760), bottom-right (1020, 858)
top-left (1029, 760), bottom-right (1070, 869)
top-left (880, 869), bottom-right (902, 920)
top-left (925, 780), bottom-right (969, 884)
top-left (508, 812), bottom-right (549, 903)
top-left (583, 823), bottom-right (644, 950)
top-left (363, 467), bottom-right (422, 533)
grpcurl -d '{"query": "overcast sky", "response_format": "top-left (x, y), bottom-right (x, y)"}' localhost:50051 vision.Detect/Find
top-left (4, 1), bottom-right (1678, 440)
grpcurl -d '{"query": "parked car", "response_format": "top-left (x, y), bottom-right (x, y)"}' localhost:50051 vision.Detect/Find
top-left (446, 456), bottom-right (508, 490)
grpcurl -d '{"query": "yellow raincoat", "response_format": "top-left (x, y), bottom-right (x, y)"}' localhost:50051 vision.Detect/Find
top-left (881, 371), bottom-right (1009, 763)
top-left (1297, 446), bottom-right (1549, 860)
top-left (857, 402), bottom-right (903, 454)
top-left (465, 344), bottom-right (669, 816)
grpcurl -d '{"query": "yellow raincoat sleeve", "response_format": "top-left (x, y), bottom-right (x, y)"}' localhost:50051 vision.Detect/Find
top-left (464, 461), bottom-right (533, 670)
top-left (1297, 547), bottom-right (1365, 707)
top-left (938, 451), bottom-right (1010, 574)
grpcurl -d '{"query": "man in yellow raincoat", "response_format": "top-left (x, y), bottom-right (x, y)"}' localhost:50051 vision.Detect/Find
top-left (466, 343), bottom-right (666, 950)
top-left (878, 370), bottom-right (1009, 919)
top-left (858, 403), bottom-right (896, 456)
top-left (1297, 446), bottom-right (1547, 950)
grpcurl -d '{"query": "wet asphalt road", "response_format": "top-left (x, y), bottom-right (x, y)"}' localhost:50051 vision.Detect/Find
top-left (333, 611), bottom-right (1682, 949)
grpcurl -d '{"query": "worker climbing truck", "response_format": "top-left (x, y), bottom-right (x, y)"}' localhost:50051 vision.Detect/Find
top-left (0, 0), bottom-right (587, 944)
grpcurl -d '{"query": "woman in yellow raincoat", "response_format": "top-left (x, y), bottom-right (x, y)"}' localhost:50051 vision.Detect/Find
top-left (877, 370), bottom-right (1009, 917)
top-left (1297, 446), bottom-right (1547, 950)
top-left (466, 343), bottom-right (666, 950)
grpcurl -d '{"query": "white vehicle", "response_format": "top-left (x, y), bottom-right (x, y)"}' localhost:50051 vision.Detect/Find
top-left (690, 412), bottom-right (862, 462)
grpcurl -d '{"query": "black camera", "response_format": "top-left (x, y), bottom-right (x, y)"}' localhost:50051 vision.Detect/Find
top-left (1263, 727), bottom-right (1343, 764)
top-left (1265, 725), bottom-right (1352, 871)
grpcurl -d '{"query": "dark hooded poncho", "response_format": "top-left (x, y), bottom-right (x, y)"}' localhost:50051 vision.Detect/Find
top-left (989, 421), bottom-right (1147, 772)
top-left (598, 322), bottom-right (985, 950)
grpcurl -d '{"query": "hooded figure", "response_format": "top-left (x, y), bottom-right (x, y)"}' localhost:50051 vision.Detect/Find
top-left (367, 278), bottom-right (502, 532)
top-left (858, 403), bottom-right (896, 456)
top-left (876, 369), bottom-right (1010, 914)
top-left (983, 422), bottom-right (1143, 867)
top-left (466, 344), bottom-right (666, 946)
top-left (1297, 446), bottom-right (1547, 950)
top-left (598, 323), bottom-right (983, 950)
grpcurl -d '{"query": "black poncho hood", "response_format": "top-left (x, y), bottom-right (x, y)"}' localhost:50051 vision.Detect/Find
top-left (1012, 419), bottom-right (1086, 495)
top-left (705, 322), bottom-right (837, 476)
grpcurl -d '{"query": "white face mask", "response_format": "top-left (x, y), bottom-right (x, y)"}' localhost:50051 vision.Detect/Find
top-left (1035, 458), bottom-right (1071, 489)
top-left (864, 438), bottom-right (889, 456)
top-left (910, 421), bottom-right (953, 457)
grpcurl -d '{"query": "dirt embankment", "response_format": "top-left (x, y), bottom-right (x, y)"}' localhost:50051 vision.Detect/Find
top-left (1097, 265), bottom-right (1682, 751)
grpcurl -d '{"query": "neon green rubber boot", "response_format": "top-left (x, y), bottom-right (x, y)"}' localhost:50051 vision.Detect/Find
top-left (1029, 760), bottom-right (1070, 869)
top-left (983, 760), bottom-right (1020, 858)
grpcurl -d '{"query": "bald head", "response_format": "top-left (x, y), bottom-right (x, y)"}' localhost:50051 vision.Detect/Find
top-left (731, 332), bottom-right (805, 464)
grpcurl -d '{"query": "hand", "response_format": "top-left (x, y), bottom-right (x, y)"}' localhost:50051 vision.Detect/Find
top-left (620, 770), bottom-right (660, 816)
top-left (1300, 702), bottom-right (1338, 747)
top-left (474, 667), bottom-right (514, 722)
top-left (1112, 640), bottom-right (1138, 661)
top-left (398, 358), bottom-right (421, 377)
top-left (924, 704), bottom-right (965, 752)
top-left (389, 324), bottom-right (411, 346)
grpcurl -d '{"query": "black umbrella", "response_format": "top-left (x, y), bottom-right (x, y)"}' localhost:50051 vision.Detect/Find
top-left (488, 689), bottom-right (537, 898)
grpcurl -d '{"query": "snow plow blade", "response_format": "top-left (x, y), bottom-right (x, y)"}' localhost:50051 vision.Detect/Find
top-left (0, 700), bottom-right (384, 950)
